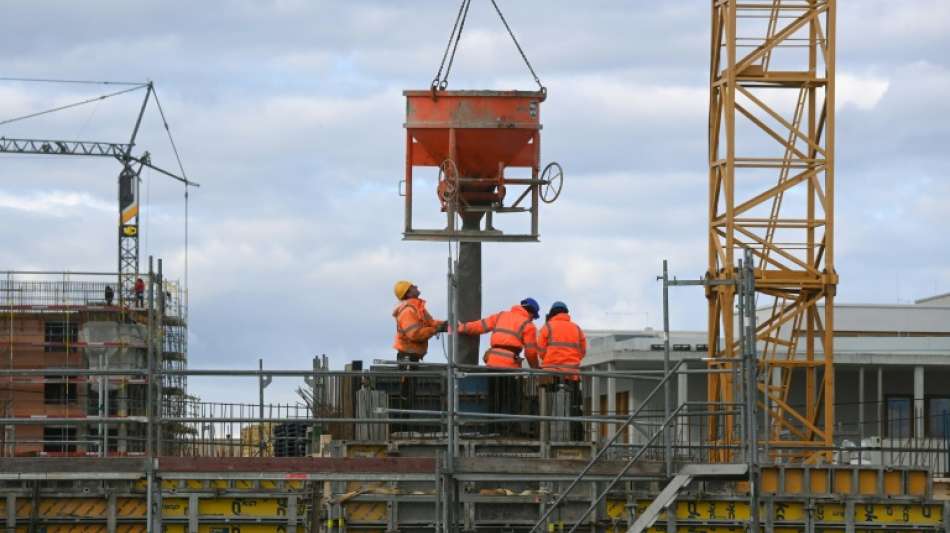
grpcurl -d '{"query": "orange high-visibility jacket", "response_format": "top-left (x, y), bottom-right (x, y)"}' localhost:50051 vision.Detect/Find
top-left (392, 298), bottom-right (442, 356)
top-left (538, 313), bottom-right (586, 378)
top-left (459, 305), bottom-right (538, 369)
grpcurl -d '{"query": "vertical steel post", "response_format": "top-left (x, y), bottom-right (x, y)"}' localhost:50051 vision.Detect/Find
top-left (737, 256), bottom-right (747, 462)
top-left (156, 259), bottom-right (164, 457)
top-left (859, 366), bottom-right (865, 465)
top-left (99, 351), bottom-right (105, 457)
top-left (742, 247), bottom-right (760, 531)
top-left (145, 257), bottom-right (155, 532)
top-left (661, 260), bottom-right (673, 477)
top-left (146, 257), bottom-right (154, 457)
top-left (104, 349), bottom-right (110, 456)
top-left (444, 256), bottom-right (458, 530)
top-left (260, 358), bottom-right (266, 457)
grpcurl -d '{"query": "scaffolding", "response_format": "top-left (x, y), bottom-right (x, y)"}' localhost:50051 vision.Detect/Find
top-left (0, 268), bottom-right (188, 457)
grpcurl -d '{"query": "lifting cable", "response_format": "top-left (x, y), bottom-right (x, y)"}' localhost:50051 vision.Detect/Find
top-left (431, 0), bottom-right (545, 96)
top-left (151, 87), bottom-right (195, 308)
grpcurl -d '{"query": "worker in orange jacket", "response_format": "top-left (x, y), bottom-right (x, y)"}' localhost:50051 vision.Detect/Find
top-left (392, 280), bottom-right (447, 366)
top-left (458, 297), bottom-right (540, 369)
top-left (538, 301), bottom-right (587, 379)
top-left (538, 301), bottom-right (586, 440)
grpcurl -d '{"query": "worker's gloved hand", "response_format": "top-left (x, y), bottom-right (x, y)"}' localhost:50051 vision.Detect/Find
top-left (436, 321), bottom-right (449, 333)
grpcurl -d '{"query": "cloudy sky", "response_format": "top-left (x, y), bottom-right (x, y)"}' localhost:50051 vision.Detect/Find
top-left (1, 1), bottom-right (948, 402)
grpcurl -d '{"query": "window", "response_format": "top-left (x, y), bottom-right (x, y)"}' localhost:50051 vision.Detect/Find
top-left (44, 377), bottom-right (78, 404)
top-left (885, 396), bottom-right (912, 438)
top-left (86, 388), bottom-right (119, 416)
top-left (86, 427), bottom-right (119, 453)
top-left (927, 397), bottom-right (950, 439)
top-left (44, 321), bottom-right (78, 352)
top-left (43, 426), bottom-right (77, 453)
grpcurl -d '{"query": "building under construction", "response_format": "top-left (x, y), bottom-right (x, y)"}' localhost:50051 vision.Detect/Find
top-left (2, 1), bottom-right (950, 532)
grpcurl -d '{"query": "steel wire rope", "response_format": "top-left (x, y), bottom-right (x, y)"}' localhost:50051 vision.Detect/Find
top-left (151, 87), bottom-right (194, 314)
top-left (144, 166), bottom-right (152, 261)
top-left (489, 0), bottom-right (545, 94)
top-left (440, 0), bottom-right (473, 89)
top-left (432, 0), bottom-right (472, 90)
top-left (0, 84), bottom-right (147, 127)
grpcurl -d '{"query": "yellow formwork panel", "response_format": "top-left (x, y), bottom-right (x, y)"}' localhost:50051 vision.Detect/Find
top-left (909, 470), bottom-right (929, 497)
top-left (164, 525), bottom-right (290, 533)
top-left (162, 498), bottom-right (189, 517)
top-left (883, 470), bottom-right (902, 496)
top-left (833, 469), bottom-right (853, 494)
top-left (345, 501), bottom-right (388, 522)
top-left (853, 503), bottom-right (942, 525)
top-left (858, 469), bottom-right (878, 495)
top-left (605, 499), bottom-right (626, 519)
top-left (633, 499), bottom-right (942, 528)
top-left (116, 497), bottom-right (148, 518)
top-left (5, 498), bottom-right (107, 519)
top-left (810, 469), bottom-right (829, 494)
top-left (199, 498), bottom-right (287, 517)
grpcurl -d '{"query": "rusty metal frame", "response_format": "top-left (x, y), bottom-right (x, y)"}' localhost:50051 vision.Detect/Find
top-left (707, 0), bottom-right (836, 462)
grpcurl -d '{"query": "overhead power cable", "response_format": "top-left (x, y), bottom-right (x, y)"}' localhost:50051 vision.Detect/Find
top-left (0, 84), bottom-right (148, 127)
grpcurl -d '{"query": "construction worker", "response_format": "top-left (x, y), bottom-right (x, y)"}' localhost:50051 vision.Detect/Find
top-left (458, 297), bottom-right (540, 369)
top-left (392, 280), bottom-right (447, 367)
top-left (392, 280), bottom-right (446, 430)
top-left (538, 301), bottom-right (586, 440)
top-left (134, 277), bottom-right (145, 307)
top-left (104, 285), bottom-right (114, 306)
top-left (538, 301), bottom-right (587, 377)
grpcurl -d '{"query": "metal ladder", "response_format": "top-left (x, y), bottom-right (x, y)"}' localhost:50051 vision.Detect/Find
top-left (530, 360), bottom-right (687, 533)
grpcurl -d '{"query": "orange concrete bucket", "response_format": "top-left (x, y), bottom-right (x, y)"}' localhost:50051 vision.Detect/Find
top-left (404, 90), bottom-right (543, 208)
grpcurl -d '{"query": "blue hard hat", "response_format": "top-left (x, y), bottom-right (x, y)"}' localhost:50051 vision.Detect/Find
top-left (520, 297), bottom-right (540, 319)
top-left (550, 301), bottom-right (569, 313)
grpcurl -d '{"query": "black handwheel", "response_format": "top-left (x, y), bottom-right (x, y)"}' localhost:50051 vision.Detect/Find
top-left (540, 161), bottom-right (564, 204)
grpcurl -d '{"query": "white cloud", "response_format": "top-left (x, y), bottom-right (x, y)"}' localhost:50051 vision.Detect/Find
top-left (837, 72), bottom-right (890, 111)
top-left (0, 189), bottom-right (112, 215)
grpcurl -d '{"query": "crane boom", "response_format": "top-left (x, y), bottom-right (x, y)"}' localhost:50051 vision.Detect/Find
top-left (0, 83), bottom-right (197, 305)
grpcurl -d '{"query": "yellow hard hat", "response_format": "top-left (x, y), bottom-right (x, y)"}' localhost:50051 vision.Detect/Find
top-left (393, 280), bottom-right (413, 300)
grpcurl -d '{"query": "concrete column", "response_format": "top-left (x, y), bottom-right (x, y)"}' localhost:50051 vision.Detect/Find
top-left (877, 367), bottom-right (883, 439)
top-left (678, 368), bottom-right (689, 445)
top-left (456, 214), bottom-right (483, 366)
top-left (590, 367), bottom-right (601, 443)
top-left (858, 367), bottom-right (865, 446)
top-left (607, 362), bottom-right (617, 439)
top-left (627, 387), bottom-right (636, 445)
top-left (914, 365), bottom-right (925, 439)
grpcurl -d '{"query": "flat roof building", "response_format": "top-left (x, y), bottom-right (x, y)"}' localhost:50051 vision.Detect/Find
top-left (582, 295), bottom-right (950, 473)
